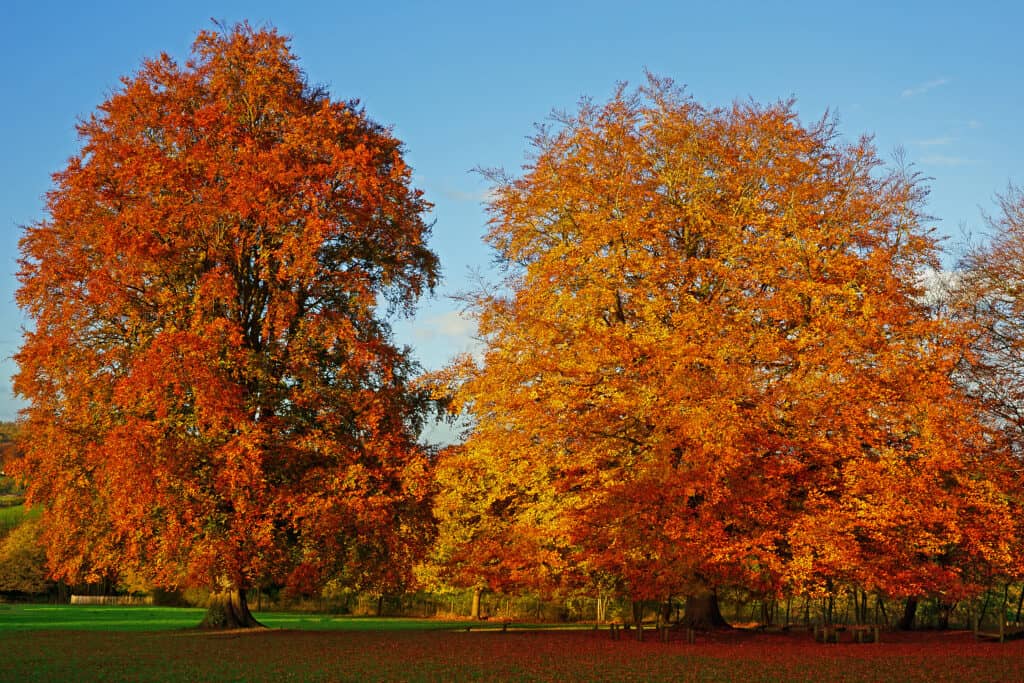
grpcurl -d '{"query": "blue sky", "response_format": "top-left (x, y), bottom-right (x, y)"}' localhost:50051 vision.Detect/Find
top-left (1, 1), bottom-right (1021, 427)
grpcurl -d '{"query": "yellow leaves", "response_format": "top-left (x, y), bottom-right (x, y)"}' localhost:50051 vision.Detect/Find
top-left (432, 75), bottom-right (1020, 602)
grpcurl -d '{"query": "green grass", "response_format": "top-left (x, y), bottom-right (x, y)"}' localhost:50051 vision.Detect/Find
top-left (0, 505), bottom-right (38, 535)
top-left (0, 604), bottom-right (489, 633)
top-left (0, 605), bottom-right (208, 632)
top-left (258, 613), bottom-right (486, 631)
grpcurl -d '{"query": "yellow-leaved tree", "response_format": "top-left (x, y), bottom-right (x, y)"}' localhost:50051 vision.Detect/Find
top-left (431, 77), bottom-right (1016, 628)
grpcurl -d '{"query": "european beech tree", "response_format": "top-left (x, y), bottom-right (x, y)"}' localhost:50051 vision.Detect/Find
top-left (427, 441), bottom-right (570, 617)
top-left (953, 187), bottom-right (1024, 582)
top-left (436, 78), bottom-right (1015, 627)
top-left (959, 188), bottom-right (1024, 454)
top-left (14, 24), bottom-right (438, 628)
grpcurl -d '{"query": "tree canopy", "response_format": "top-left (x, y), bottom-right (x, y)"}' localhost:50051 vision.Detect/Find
top-left (958, 188), bottom-right (1024, 453)
top-left (14, 23), bottom-right (439, 627)
top-left (431, 78), bottom-right (1016, 624)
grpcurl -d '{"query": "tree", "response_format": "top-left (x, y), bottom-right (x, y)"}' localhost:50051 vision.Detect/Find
top-left (0, 520), bottom-right (49, 596)
top-left (424, 442), bottom-right (570, 617)
top-left (436, 77), bottom-right (1014, 628)
top-left (14, 23), bottom-right (439, 628)
top-left (952, 186), bottom-right (1024, 584)
top-left (958, 187), bottom-right (1024, 454)
top-left (0, 422), bottom-right (20, 475)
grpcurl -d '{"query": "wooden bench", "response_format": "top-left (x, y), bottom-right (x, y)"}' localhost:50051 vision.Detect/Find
top-left (814, 624), bottom-right (880, 643)
top-left (975, 615), bottom-right (1024, 643)
top-left (848, 625), bottom-right (880, 643)
top-left (608, 622), bottom-right (695, 643)
top-left (813, 625), bottom-right (841, 643)
top-left (70, 595), bottom-right (154, 606)
top-left (611, 622), bottom-right (647, 642)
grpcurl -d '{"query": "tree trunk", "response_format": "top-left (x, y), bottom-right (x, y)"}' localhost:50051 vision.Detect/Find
top-left (978, 590), bottom-right (991, 629)
top-left (853, 589), bottom-right (868, 625)
top-left (1016, 584), bottom-right (1024, 623)
top-left (898, 597), bottom-right (918, 631)
top-left (660, 598), bottom-right (673, 627)
top-left (936, 600), bottom-right (954, 630)
top-left (200, 585), bottom-right (263, 629)
top-left (470, 587), bottom-right (482, 620)
top-left (631, 600), bottom-right (644, 629)
top-left (681, 589), bottom-right (729, 630)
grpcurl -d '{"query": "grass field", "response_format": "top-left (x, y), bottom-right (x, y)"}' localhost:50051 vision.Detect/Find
top-left (0, 505), bottom-right (37, 535)
top-left (0, 605), bottom-right (523, 632)
top-left (1, 606), bottom-right (1021, 682)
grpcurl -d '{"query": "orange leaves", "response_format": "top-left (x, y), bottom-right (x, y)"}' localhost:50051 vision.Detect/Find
top-left (434, 76), bottom-right (1015, 605)
top-left (13, 22), bottom-right (438, 596)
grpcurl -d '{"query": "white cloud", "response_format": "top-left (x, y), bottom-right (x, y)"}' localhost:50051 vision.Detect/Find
top-left (912, 136), bottom-right (956, 147)
top-left (915, 268), bottom-right (982, 317)
top-left (920, 154), bottom-right (977, 167)
top-left (418, 419), bottom-right (465, 448)
top-left (434, 310), bottom-right (477, 338)
top-left (412, 309), bottom-right (478, 345)
top-left (917, 267), bottom-right (960, 304)
top-left (436, 185), bottom-right (502, 205)
top-left (901, 77), bottom-right (950, 98)
top-left (439, 187), bottom-right (490, 203)
top-left (434, 185), bottom-right (503, 206)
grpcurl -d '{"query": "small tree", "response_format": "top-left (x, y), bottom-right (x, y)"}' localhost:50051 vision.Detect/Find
top-left (0, 520), bottom-right (49, 596)
top-left (14, 23), bottom-right (439, 628)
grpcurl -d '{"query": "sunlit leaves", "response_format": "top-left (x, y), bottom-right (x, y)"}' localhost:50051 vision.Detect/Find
top-left (13, 23), bottom-right (438, 598)
top-left (436, 76), bottom-right (1014, 606)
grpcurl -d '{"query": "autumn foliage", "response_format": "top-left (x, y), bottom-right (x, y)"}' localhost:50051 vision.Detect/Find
top-left (431, 78), bottom-right (1017, 622)
top-left (14, 23), bottom-right (438, 626)
top-left (11, 18), bottom-right (1024, 634)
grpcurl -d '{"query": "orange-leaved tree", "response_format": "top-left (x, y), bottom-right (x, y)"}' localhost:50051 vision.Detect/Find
top-left (437, 77), bottom-right (1015, 628)
top-left (14, 23), bottom-right (439, 628)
